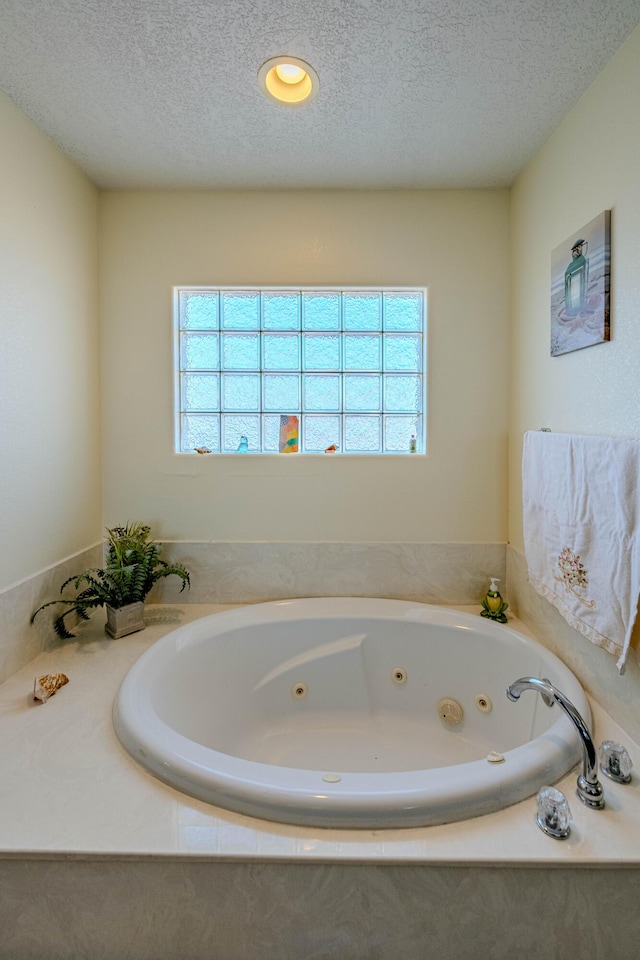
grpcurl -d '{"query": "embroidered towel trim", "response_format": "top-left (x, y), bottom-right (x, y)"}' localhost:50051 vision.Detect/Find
top-left (522, 430), bottom-right (640, 674)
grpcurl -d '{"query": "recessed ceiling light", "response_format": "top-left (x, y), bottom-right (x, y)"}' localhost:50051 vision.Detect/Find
top-left (275, 63), bottom-right (306, 85)
top-left (258, 56), bottom-right (319, 107)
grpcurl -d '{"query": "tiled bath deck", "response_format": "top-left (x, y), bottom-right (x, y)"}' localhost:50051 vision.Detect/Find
top-left (0, 603), bottom-right (638, 866)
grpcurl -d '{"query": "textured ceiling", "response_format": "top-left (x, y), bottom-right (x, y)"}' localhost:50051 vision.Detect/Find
top-left (0, 0), bottom-right (639, 189)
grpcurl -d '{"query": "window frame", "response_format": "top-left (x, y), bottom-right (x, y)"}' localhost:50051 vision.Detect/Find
top-left (174, 285), bottom-right (427, 456)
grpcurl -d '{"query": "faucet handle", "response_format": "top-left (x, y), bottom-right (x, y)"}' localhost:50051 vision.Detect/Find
top-left (536, 786), bottom-right (571, 839)
top-left (600, 740), bottom-right (633, 783)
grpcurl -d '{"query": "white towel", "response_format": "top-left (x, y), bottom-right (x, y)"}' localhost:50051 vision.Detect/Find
top-left (522, 430), bottom-right (640, 673)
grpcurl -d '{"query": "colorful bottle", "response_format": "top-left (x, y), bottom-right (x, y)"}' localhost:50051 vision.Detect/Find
top-left (564, 238), bottom-right (589, 316)
top-left (279, 415), bottom-right (299, 453)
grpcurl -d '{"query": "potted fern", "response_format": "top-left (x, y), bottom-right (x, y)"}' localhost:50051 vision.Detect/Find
top-left (32, 523), bottom-right (190, 639)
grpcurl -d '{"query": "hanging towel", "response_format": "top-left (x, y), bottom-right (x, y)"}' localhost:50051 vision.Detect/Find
top-left (522, 430), bottom-right (640, 674)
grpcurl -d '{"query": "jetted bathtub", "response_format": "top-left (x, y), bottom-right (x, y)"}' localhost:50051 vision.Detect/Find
top-left (113, 598), bottom-right (588, 828)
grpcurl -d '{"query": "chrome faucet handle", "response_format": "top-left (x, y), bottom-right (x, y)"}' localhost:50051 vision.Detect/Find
top-left (536, 786), bottom-right (571, 839)
top-left (600, 740), bottom-right (633, 783)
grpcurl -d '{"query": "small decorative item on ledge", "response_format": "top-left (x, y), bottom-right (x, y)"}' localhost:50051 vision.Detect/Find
top-left (31, 522), bottom-right (190, 640)
top-left (33, 672), bottom-right (69, 703)
top-left (279, 414), bottom-right (299, 453)
top-left (480, 577), bottom-right (509, 623)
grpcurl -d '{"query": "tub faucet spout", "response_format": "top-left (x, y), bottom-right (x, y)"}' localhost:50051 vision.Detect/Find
top-left (506, 677), bottom-right (605, 809)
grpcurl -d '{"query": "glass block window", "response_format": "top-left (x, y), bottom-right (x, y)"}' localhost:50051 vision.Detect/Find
top-left (176, 288), bottom-right (426, 454)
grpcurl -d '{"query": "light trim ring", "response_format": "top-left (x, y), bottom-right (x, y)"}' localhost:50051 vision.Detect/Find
top-left (258, 56), bottom-right (319, 107)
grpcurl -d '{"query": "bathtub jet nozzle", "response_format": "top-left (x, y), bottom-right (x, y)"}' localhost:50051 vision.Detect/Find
top-left (506, 677), bottom-right (605, 810)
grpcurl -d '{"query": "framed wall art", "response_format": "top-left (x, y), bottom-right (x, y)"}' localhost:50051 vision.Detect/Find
top-left (550, 210), bottom-right (610, 357)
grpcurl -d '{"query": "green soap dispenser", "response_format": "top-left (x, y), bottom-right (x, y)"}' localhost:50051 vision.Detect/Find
top-left (481, 577), bottom-right (509, 623)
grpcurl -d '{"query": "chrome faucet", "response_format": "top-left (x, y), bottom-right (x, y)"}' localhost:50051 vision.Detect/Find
top-left (506, 677), bottom-right (605, 809)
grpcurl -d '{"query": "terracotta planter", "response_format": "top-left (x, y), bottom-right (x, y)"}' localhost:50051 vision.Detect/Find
top-left (105, 601), bottom-right (145, 639)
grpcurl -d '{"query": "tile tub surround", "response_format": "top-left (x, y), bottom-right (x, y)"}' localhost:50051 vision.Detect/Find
top-left (149, 540), bottom-right (507, 605)
top-left (1, 862), bottom-right (639, 960)
top-left (1, 603), bottom-right (639, 958)
top-left (0, 603), bottom-right (639, 862)
top-left (507, 546), bottom-right (640, 747)
top-left (0, 603), bottom-right (639, 960)
top-left (0, 538), bottom-right (503, 684)
top-left (0, 542), bottom-right (102, 685)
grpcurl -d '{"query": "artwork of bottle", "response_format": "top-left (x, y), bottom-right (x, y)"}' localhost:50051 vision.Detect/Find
top-left (564, 238), bottom-right (589, 316)
top-left (279, 415), bottom-right (299, 453)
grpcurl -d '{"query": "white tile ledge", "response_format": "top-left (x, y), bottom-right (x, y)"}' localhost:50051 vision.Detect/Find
top-left (0, 603), bottom-right (638, 867)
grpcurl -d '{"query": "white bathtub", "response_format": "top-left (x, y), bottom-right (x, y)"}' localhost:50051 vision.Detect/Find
top-left (113, 598), bottom-right (588, 828)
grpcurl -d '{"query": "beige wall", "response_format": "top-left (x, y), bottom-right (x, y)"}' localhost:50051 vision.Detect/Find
top-left (508, 25), bottom-right (640, 714)
top-left (0, 92), bottom-right (101, 591)
top-left (509, 25), bottom-right (640, 552)
top-left (99, 190), bottom-right (510, 543)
